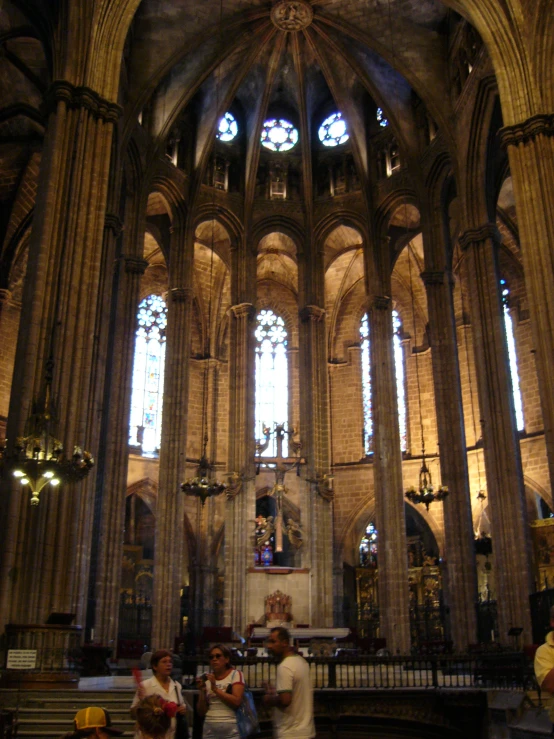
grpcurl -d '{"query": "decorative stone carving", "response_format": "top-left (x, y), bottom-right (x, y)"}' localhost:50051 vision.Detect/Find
top-left (271, 0), bottom-right (314, 31)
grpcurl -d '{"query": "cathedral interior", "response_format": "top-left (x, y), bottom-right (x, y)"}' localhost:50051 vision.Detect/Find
top-left (0, 0), bottom-right (554, 674)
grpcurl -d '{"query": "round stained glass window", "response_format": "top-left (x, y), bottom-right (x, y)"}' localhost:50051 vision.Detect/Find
top-left (217, 112), bottom-right (238, 142)
top-left (318, 112), bottom-right (349, 147)
top-left (261, 118), bottom-right (298, 152)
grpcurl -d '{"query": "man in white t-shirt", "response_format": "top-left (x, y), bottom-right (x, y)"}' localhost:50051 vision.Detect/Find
top-left (535, 605), bottom-right (554, 728)
top-left (263, 627), bottom-right (315, 739)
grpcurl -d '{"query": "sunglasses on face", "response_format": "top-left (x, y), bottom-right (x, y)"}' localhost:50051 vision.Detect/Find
top-left (210, 653), bottom-right (224, 659)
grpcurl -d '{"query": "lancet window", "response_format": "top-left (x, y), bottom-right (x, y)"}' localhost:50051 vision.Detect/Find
top-left (129, 294), bottom-right (167, 455)
top-left (500, 279), bottom-right (524, 431)
top-left (360, 311), bottom-right (407, 455)
top-left (255, 310), bottom-right (288, 457)
top-left (360, 522), bottom-right (378, 567)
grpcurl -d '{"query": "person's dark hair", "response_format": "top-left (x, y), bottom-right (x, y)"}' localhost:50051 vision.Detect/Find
top-left (209, 643), bottom-right (232, 668)
top-left (270, 627), bottom-right (291, 644)
top-left (135, 695), bottom-right (171, 738)
top-left (151, 649), bottom-right (172, 670)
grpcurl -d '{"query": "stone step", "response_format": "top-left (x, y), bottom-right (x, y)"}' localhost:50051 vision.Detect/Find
top-left (0, 689), bottom-right (138, 738)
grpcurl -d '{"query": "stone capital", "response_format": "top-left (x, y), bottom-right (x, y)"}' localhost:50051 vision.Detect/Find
top-left (299, 305), bottom-right (325, 323)
top-left (458, 224), bottom-right (498, 251)
top-left (43, 80), bottom-right (122, 123)
top-left (0, 289), bottom-right (12, 305)
top-left (124, 256), bottom-right (149, 275)
top-left (500, 113), bottom-right (554, 148)
top-left (170, 287), bottom-right (194, 303)
top-left (420, 270), bottom-right (445, 287)
top-left (372, 295), bottom-right (391, 311)
top-left (229, 302), bottom-right (255, 319)
top-left (105, 213), bottom-right (124, 238)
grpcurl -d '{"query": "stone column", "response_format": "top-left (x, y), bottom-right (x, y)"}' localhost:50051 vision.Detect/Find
top-left (151, 222), bottom-right (194, 648)
top-left (500, 117), bottom-right (554, 497)
top-left (92, 247), bottom-right (148, 646)
top-left (421, 269), bottom-right (477, 650)
top-left (0, 81), bottom-right (120, 631)
top-left (224, 302), bottom-right (255, 633)
top-left (369, 295), bottom-right (410, 653)
top-left (299, 305), bottom-right (333, 627)
top-left (459, 225), bottom-right (533, 643)
top-left (0, 289), bottom-right (20, 434)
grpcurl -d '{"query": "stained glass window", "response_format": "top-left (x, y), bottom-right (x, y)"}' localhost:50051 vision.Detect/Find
top-left (217, 112), bottom-right (238, 142)
top-left (360, 522), bottom-right (378, 567)
top-left (318, 112), bottom-right (349, 147)
top-left (360, 314), bottom-right (373, 454)
top-left (376, 107), bottom-right (389, 127)
top-left (129, 295), bottom-right (167, 455)
top-left (261, 119), bottom-right (298, 152)
top-left (255, 310), bottom-right (288, 456)
top-left (360, 311), bottom-right (407, 455)
top-left (393, 309), bottom-right (407, 452)
top-left (500, 279), bottom-right (524, 431)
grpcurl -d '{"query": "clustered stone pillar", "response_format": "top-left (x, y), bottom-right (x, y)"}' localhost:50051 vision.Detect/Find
top-left (224, 302), bottom-right (255, 633)
top-left (369, 295), bottom-right (411, 653)
top-left (501, 116), bottom-right (554, 499)
top-left (299, 305), bottom-right (334, 627)
top-left (152, 221), bottom-right (194, 648)
top-left (422, 269), bottom-right (477, 649)
top-left (459, 225), bottom-right (533, 643)
top-left (0, 81), bottom-right (120, 630)
top-left (92, 248), bottom-right (148, 646)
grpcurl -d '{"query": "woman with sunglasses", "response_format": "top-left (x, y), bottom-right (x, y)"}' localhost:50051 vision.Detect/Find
top-left (196, 644), bottom-right (245, 739)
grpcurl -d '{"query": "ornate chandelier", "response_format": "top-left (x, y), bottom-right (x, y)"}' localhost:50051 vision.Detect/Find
top-left (181, 434), bottom-right (227, 505)
top-left (405, 455), bottom-right (448, 511)
top-left (0, 381), bottom-right (94, 506)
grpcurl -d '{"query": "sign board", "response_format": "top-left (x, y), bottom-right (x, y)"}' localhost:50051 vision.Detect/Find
top-left (7, 649), bottom-right (37, 669)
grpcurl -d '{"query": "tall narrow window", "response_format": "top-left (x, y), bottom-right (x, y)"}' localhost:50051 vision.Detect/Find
top-left (360, 311), bottom-right (407, 454)
top-left (360, 522), bottom-right (378, 567)
top-left (500, 279), bottom-right (524, 431)
top-left (360, 314), bottom-right (373, 455)
top-left (255, 310), bottom-right (288, 456)
top-left (393, 309), bottom-right (407, 451)
top-left (129, 295), bottom-right (168, 455)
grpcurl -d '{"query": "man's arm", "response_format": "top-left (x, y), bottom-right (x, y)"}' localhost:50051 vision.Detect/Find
top-left (534, 645), bottom-right (554, 693)
top-left (541, 667), bottom-right (554, 693)
top-left (263, 691), bottom-right (292, 709)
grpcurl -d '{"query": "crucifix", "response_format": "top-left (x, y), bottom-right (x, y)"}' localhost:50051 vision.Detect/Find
top-left (256, 423), bottom-right (305, 552)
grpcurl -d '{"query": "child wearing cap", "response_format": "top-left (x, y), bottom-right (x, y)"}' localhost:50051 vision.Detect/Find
top-left (70, 707), bottom-right (124, 738)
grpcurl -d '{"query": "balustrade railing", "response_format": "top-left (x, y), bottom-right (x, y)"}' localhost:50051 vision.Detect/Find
top-left (180, 652), bottom-right (535, 691)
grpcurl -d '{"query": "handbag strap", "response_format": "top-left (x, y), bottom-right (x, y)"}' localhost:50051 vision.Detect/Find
top-left (226, 669), bottom-right (237, 694)
top-left (173, 679), bottom-right (183, 705)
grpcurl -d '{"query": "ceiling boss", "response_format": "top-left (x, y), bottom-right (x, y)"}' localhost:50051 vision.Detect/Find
top-left (271, 0), bottom-right (314, 31)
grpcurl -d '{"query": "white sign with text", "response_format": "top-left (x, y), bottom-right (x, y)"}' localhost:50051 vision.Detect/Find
top-left (7, 649), bottom-right (37, 669)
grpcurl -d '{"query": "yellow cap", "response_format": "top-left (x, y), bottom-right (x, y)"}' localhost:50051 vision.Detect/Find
top-left (73, 707), bottom-right (123, 735)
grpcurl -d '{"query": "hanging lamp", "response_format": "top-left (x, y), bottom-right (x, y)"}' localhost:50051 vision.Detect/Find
top-left (403, 236), bottom-right (448, 511)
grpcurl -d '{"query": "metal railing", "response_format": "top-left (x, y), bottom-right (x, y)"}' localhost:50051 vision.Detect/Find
top-left (181, 652), bottom-right (536, 692)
